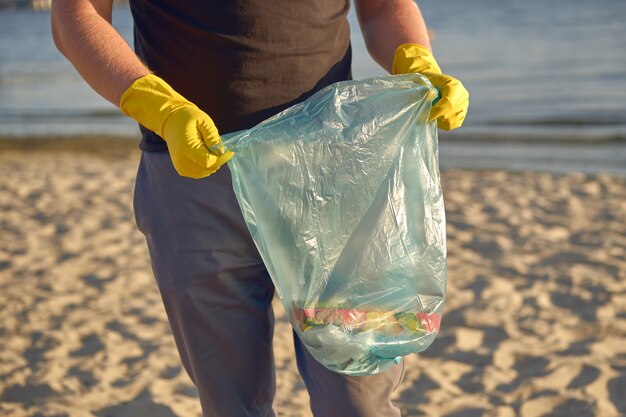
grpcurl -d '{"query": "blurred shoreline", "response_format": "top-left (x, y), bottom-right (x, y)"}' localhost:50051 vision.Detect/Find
top-left (2, 134), bottom-right (624, 176)
top-left (0, 136), bottom-right (140, 158)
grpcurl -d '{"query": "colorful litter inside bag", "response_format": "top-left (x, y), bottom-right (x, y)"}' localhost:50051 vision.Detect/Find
top-left (221, 74), bottom-right (446, 376)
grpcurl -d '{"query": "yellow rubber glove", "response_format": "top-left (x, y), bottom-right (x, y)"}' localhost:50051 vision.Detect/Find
top-left (392, 43), bottom-right (469, 130)
top-left (120, 74), bottom-right (233, 179)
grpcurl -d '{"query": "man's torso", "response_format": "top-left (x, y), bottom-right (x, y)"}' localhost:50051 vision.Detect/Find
top-left (129, 0), bottom-right (352, 150)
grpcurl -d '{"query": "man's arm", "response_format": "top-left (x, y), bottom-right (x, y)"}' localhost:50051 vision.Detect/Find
top-left (354, 0), bottom-right (469, 130)
top-left (51, 0), bottom-right (231, 178)
top-left (51, 0), bottom-right (149, 105)
top-left (354, 0), bottom-right (431, 73)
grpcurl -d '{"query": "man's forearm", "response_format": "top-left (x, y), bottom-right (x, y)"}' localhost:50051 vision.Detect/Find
top-left (355, 0), bottom-right (431, 72)
top-left (51, 0), bottom-right (149, 105)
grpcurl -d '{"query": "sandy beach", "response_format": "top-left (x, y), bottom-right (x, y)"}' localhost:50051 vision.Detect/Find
top-left (1, 139), bottom-right (625, 417)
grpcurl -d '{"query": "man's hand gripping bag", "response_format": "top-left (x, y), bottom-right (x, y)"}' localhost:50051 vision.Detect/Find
top-left (221, 74), bottom-right (446, 375)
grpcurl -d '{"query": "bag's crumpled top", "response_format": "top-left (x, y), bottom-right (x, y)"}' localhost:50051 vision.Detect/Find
top-left (222, 74), bottom-right (446, 375)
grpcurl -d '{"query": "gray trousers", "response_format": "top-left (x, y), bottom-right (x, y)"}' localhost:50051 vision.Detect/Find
top-left (133, 151), bottom-right (405, 417)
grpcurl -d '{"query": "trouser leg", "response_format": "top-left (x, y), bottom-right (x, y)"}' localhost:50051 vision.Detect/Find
top-left (134, 150), bottom-right (406, 417)
top-left (133, 151), bottom-right (276, 417)
top-left (294, 332), bottom-right (405, 417)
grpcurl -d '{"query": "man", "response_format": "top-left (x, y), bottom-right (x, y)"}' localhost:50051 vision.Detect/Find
top-left (51, 1), bottom-right (468, 416)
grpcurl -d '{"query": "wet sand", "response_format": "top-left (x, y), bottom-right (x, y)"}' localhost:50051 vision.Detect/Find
top-left (1, 139), bottom-right (625, 417)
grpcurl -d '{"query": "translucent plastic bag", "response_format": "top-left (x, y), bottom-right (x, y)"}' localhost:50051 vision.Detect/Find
top-left (221, 74), bottom-right (446, 375)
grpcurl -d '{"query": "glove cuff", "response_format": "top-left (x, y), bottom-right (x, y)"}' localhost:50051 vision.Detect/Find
top-left (119, 74), bottom-right (193, 137)
top-left (391, 43), bottom-right (442, 76)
